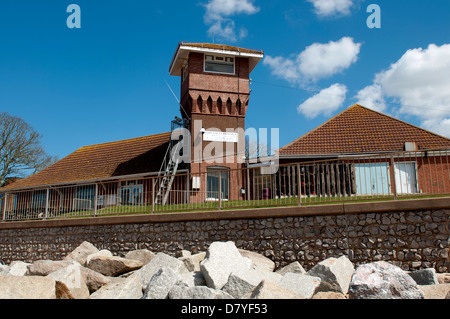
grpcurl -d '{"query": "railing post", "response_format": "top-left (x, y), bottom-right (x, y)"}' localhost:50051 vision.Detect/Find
top-left (152, 178), bottom-right (155, 213)
top-left (390, 156), bottom-right (398, 200)
top-left (94, 183), bottom-right (98, 217)
top-left (297, 164), bottom-right (302, 206)
top-left (2, 193), bottom-right (7, 221)
top-left (218, 171), bottom-right (222, 211)
top-left (44, 188), bottom-right (50, 220)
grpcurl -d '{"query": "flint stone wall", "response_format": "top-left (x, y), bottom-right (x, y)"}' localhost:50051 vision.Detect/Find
top-left (0, 198), bottom-right (448, 272)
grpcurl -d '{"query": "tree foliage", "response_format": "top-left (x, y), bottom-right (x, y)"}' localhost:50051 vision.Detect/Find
top-left (0, 112), bottom-right (57, 186)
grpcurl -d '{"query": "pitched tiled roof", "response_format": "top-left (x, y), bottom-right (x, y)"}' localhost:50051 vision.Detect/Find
top-left (279, 104), bottom-right (450, 156)
top-left (2, 132), bottom-right (171, 190)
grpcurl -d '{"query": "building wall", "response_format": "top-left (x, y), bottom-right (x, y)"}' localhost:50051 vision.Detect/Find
top-left (0, 198), bottom-right (448, 272)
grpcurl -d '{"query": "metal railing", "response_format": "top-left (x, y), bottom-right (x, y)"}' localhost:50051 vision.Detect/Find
top-left (1, 148), bottom-right (449, 221)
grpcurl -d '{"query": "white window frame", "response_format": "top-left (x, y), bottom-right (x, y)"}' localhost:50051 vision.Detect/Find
top-left (204, 54), bottom-right (235, 75)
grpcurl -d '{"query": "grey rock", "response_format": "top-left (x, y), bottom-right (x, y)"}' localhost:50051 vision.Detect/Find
top-left (142, 267), bottom-right (180, 299)
top-left (168, 284), bottom-right (233, 299)
top-left (4, 261), bottom-right (30, 276)
top-left (86, 249), bottom-right (112, 266)
top-left (47, 262), bottom-right (90, 299)
top-left (87, 255), bottom-right (143, 277)
top-left (0, 264), bottom-right (8, 276)
top-left (64, 241), bottom-right (99, 266)
top-left (275, 261), bottom-right (306, 276)
top-left (89, 275), bottom-right (143, 299)
top-left (239, 249), bottom-right (275, 273)
top-left (248, 280), bottom-right (305, 299)
top-left (307, 255), bottom-right (354, 294)
top-left (79, 266), bottom-right (113, 293)
top-left (125, 249), bottom-right (155, 265)
top-left (28, 260), bottom-right (73, 276)
top-left (222, 269), bottom-right (263, 299)
top-left (408, 268), bottom-right (439, 285)
top-left (312, 291), bottom-right (346, 299)
top-left (348, 261), bottom-right (424, 299)
top-left (200, 241), bottom-right (252, 289)
top-left (178, 271), bottom-right (206, 287)
top-left (135, 252), bottom-right (188, 288)
top-left (0, 276), bottom-right (57, 299)
top-left (179, 252), bottom-right (206, 272)
top-left (279, 273), bottom-right (321, 299)
top-left (419, 283), bottom-right (450, 299)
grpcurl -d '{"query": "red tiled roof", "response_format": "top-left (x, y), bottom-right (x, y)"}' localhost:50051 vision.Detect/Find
top-left (279, 104), bottom-right (450, 156)
top-left (2, 132), bottom-right (171, 190)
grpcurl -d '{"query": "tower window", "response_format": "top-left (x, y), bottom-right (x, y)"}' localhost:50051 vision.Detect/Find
top-left (204, 55), bottom-right (235, 74)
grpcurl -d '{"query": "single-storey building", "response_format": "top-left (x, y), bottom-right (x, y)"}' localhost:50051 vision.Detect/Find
top-left (262, 104), bottom-right (450, 200)
top-left (1, 42), bottom-right (449, 220)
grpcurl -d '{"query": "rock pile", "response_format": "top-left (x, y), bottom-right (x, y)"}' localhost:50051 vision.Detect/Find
top-left (0, 240), bottom-right (449, 299)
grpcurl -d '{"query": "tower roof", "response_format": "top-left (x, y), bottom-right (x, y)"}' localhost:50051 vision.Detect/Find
top-left (279, 104), bottom-right (450, 157)
top-left (169, 42), bottom-right (264, 76)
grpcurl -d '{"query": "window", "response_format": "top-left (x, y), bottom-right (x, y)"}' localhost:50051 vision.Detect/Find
top-left (32, 190), bottom-right (47, 209)
top-left (182, 61), bottom-right (189, 82)
top-left (119, 180), bottom-right (143, 205)
top-left (74, 185), bottom-right (95, 210)
top-left (204, 54), bottom-right (235, 74)
top-left (206, 167), bottom-right (229, 200)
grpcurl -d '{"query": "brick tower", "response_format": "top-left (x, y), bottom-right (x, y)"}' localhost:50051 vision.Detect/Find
top-left (169, 42), bottom-right (264, 201)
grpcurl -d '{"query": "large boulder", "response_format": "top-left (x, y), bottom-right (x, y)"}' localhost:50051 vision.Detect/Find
top-left (279, 273), bottom-right (321, 299)
top-left (222, 268), bottom-right (283, 299)
top-left (28, 260), bottom-right (73, 276)
top-left (312, 291), bottom-right (346, 299)
top-left (64, 241), bottom-right (99, 266)
top-left (87, 255), bottom-right (143, 277)
top-left (86, 249), bottom-right (113, 266)
top-left (239, 249), bottom-right (275, 273)
top-left (168, 283), bottom-right (233, 299)
top-left (80, 266), bottom-right (113, 293)
top-left (222, 269), bottom-right (264, 299)
top-left (89, 275), bottom-right (142, 299)
top-left (348, 261), bottom-right (424, 299)
top-left (142, 267), bottom-right (181, 299)
top-left (125, 249), bottom-right (155, 265)
top-left (200, 241), bottom-right (252, 290)
top-left (275, 261), bottom-right (306, 276)
top-left (248, 280), bottom-right (305, 299)
top-left (0, 276), bottom-right (57, 299)
top-left (0, 264), bottom-right (8, 276)
top-left (4, 261), bottom-right (30, 276)
top-left (178, 271), bottom-right (207, 287)
top-left (419, 283), bottom-right (450, 299)
top-left (46, 262), bottom-right (90, 299)
top-left (134, 252), bottom-right (188, 288)
top-left (179, 252), bottom-right (206, 272)
top-left (408, 268), bottom-right (439, 285)
top-left (307, 255), bottom-right (354, 294)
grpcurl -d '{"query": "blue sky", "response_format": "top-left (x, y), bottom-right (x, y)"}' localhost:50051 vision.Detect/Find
top-left (1, 0), bottom-right (450, 161)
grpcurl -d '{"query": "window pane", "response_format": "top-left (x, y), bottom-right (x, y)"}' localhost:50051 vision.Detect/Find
top-left (205, 61), bottom-right (234, 74)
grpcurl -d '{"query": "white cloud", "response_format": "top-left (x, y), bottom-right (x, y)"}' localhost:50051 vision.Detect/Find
top-left (297, 83), bottom-right (347, 118)
top-left (355, 84), bottom-right (386, 112)
top-left (356, 43), bottom-right (450, 137)
top-left (203, 0), bottom-right (259, 42)
top-left (298, 37), bottom-right (361, 81)
top-left (264, 37), bottom-right (361, 83)
top-left (307, 0), bottom-right (354, 17)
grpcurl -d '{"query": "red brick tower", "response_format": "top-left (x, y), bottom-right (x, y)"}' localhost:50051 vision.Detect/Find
top-left (169, 42), bottom-right (264, 201)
